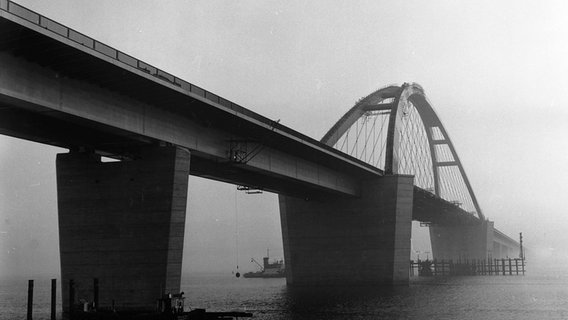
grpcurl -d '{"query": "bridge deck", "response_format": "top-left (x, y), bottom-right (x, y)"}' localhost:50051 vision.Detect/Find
top-left (0, 1), bottom-right (383, 198)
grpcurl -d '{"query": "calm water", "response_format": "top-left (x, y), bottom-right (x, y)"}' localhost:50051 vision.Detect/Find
top-left (3, 269), bottom-right (568, 319)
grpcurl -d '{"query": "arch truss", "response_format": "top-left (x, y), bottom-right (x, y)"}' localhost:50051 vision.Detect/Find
top-left (322, 83), bottom-right (484, 220)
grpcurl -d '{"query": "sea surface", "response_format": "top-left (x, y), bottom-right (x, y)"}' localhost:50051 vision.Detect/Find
top-left (3, 267), bottom-right (568, 320)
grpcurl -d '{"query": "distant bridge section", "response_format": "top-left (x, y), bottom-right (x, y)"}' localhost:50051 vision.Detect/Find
top-left (320, 82), bottom-right (520, 260)
top-left (493, 230), bottom-right (522, 258)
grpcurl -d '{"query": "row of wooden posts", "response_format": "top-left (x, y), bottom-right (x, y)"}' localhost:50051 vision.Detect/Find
top-left (410, 258), bottom-right (526, 277)
top-left (26, 258), bottom-right (526, 319)
top-left (26, 279), bottom-right (56, 320)
top-left (26, 278), bottom-right (99, 320)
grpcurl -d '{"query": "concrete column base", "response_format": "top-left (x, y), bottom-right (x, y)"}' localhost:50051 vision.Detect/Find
top-left (56, 146), bottom-right (190, 312)
top-left (279, 175), bottom-right (414, 286)
top-left (430, 220), bottom-right (494, 260)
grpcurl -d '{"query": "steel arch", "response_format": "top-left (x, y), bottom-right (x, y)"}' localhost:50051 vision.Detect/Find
top-left (322, 83), bottom-right (484, 220)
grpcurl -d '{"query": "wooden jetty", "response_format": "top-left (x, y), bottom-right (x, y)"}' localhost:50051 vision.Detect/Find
top-left (410, 258), bottom-right (526, 277)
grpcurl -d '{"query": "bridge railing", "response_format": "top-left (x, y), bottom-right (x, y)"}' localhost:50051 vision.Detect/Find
top-left (0, 3), bottom-right (262, 131)
top-left (0, 1), bottom-right (234, 111)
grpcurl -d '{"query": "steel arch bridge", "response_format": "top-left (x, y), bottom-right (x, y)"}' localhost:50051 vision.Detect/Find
top-left (322, 83), bottom-right (484, 222)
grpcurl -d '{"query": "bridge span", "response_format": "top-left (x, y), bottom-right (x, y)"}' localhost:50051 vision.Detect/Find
top-left (0, 1), bottom-right (521, 313)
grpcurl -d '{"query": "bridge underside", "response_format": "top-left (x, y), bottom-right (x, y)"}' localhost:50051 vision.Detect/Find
top-left (429, 222), bottom-right (519, 260)
top-left (412, 188), bottom-right (521, 261)
top-left (412, 187), bottom-right (479, 226)
top-left (429, 221), bottom-right (493, 260)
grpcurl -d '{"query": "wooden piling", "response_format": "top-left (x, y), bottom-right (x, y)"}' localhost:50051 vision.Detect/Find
top-left (496, 259), bottom-right (500, 275)
top-left (94, 278), bottom-right (99, 311)
top-left (51, 279), bottom-right (56, 320)
top-left (476, 259), bottom-right (480, 275)
top-left (433, 259), bottom-right (437, 276)
top-left (509, 258), bottom-right (512, 275)
top-left (27, 280), bottom-right (33, 320)
top-left (69, 279), bottom-right (75, 320)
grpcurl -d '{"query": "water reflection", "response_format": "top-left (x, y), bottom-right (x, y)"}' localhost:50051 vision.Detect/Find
top-left (279, 284), bottom-right (412, 320)
top-left (182, 274), bottom-right (568, 320)
top-left (5, 274), bottom-right (568, 319)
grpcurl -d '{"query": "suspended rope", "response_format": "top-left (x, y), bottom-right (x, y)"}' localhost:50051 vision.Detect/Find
top-left (233, 188), bottom-right (240, 278)
top-left (375, 115), bottom-right (390, 169)
top-left (338, 126), bottom-right (351, 154)
top-left (359, 113), bottom-right (379, 161)
top-left (350, 117), bottom-right (367, 157)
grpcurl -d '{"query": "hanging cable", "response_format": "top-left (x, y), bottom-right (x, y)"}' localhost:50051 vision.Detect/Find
top-left (233, 188), bottom-right (240, 278)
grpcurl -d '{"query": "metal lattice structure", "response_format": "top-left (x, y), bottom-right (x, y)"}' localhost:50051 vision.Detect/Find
top-left (322, 83), bottom-right (484, 220)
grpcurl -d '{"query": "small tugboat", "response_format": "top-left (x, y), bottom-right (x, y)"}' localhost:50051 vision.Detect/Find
top-left (243, 249), bottom-right (285, 278)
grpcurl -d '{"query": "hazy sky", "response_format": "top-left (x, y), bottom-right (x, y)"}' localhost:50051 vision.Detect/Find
top-left (2, 0), bottom-right (568, 277)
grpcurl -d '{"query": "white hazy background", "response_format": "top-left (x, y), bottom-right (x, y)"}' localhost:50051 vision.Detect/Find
top-left (2, 0), bottom-right (568, 278)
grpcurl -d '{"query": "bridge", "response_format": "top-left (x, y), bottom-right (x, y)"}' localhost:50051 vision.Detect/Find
top-left (0, 1), bottom-right (520, 313)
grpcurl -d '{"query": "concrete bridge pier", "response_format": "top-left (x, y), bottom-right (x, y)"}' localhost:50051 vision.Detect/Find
top-left (56, 146), bottom-right (190, 312)
top-left (429, 220), bottom-right (494, 260)
top-left (279, 175), bottom-right (414, 286)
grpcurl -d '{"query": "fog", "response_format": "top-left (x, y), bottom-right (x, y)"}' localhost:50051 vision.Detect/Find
top-left (2, 0), bottom-right (568, 278)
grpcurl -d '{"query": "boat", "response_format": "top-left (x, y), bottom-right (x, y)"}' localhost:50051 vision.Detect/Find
top-left (243, 250), bottom-right (285, 278)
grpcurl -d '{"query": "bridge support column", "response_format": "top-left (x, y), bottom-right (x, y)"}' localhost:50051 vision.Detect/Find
top-left (56, 146), bottom-right (190, 312)
top-left (279, 175), bottom-right (413, 286)
top-left (430, 220), bottom-right (494, 260)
